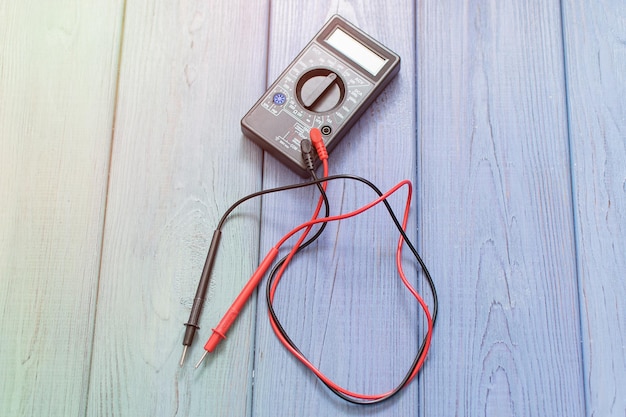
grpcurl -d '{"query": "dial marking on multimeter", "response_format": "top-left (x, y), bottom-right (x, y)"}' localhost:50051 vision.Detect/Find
top-left (273, 93), bottom-right (287, 106)
top-left (241, 15), bottom-right (400, 177)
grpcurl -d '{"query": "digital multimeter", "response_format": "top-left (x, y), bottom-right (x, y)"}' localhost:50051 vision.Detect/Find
top-left (241, 15), bottom-right (401, 177)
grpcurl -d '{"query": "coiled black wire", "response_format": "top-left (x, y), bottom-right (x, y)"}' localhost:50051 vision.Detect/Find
top-left (264, 168), bottom-right (438, 404)
top-left (213, 161), bottom-right (437, 404)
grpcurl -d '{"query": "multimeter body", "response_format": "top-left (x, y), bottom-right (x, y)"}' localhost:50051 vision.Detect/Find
top-left (241, 15), bottom-right (401, 177)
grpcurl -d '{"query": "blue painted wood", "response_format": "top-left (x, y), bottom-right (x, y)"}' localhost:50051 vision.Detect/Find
top-left (416, 0), bottom-right (585, 415)
top-left (84, 2), bottom-right (269, 416)
top-left (562, 0), bottom-right (626, 415)
top-left (1, 0), bottom-right (624, 416)
top-left (252, 2), bottom-right (421, 415)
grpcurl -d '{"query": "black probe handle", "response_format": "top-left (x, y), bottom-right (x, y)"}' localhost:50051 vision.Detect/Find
top-left (182, 229), bottom-right (222, 346)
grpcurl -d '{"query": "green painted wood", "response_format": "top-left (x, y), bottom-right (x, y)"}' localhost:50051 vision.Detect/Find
top-left (0, 2), bottom-right (123, 416)
top-left (416, 0), bottom-right (585, 415)
top-left (562, 1), bottom-right (626, 415)
top-left (252, 1), bottom-right (421, 415)
top-left (85, 2), bottom-right (269, 416)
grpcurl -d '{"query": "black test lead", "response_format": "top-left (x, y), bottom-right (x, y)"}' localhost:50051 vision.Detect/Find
top-left (193, 132), bottom-right (328, 371)
top-left (179, 16), bottom-right (437, 402)
top-left (179, 229), bottom-right (222, 366)
top-left (187, 132), bottom-right (328, 369)
top-left (179, 128), bottom-right (437, 402)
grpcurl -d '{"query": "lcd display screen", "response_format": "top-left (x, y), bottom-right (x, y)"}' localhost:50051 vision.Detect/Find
top-left (325, 28), bottom-right (388, 76)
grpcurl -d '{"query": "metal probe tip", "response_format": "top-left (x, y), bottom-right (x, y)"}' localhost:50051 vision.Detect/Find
top-left (195, 351), bottom-right (209, 369)
top-left (179, 345), bottom-right (188, 367)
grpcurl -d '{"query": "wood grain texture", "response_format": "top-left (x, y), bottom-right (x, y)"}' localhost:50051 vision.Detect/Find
top-left (562, 1), bottom-right (626, 416)
top-left (0, 2), bottom-right (123, 416)
top-left (252, 1), bottom-right (421, 415)
top-left (85, 2), bottom-right (269, 416)
top-left (2, 0), bottom-right (624, 415)
top-left (417, 0), bottom-right (585, 415)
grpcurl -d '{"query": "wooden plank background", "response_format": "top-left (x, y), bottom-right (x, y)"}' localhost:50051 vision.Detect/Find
top-left (0, 2), bottom-right (123, 416)
top-left (85, 2), bottom-right (268, 416)
top-left (0, 1), bottom-right (623, 416)
top-left (562, 0), bottom-right (626, 415)
top-left (417, 0), bottom-right (585, 415)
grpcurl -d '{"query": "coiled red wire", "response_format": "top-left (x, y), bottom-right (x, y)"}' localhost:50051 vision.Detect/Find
top-left (264, 138), bottom-right (435, 403)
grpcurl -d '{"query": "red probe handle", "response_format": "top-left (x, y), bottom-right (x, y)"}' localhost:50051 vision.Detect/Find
top-left (204, 247), bottom-right (280, 352)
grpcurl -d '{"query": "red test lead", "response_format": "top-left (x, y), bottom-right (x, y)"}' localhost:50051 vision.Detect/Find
top-left (194, 128), bottom-right (329, 369)
top-left (194, 247), bottom-right (279, 368)
top-left (189, 127), bottom-right (437, 403)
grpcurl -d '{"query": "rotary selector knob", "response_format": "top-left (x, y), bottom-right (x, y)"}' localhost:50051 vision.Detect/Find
top-left (296, 68), bottom-right (346, 113)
